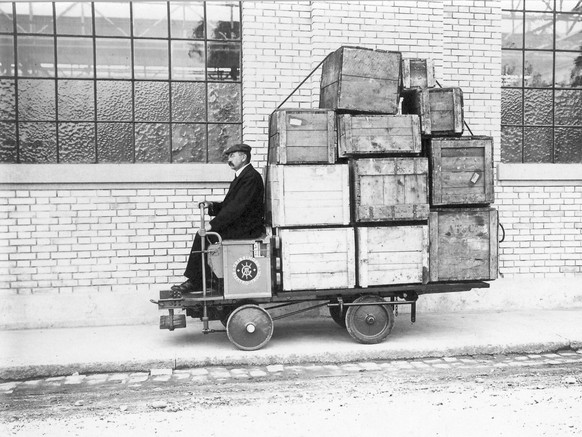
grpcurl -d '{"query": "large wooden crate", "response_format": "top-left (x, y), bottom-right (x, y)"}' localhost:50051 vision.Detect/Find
top-left (402, 87), bottom-right (464, 136)
top-left (269, 109), bottom-right (336, 164)
top-left (319, 46), bottom-right (401, 114)
top-left (276, 227), bottom-right (356, 291)
top-left (353, 158), bottom-right (429, 222)
top-left (356, 225), bottom-right (428, 288)
top-left (429, 208), bottom-right (498, 282)
top-left (402, 58), bottom-right (436, 89)
top-left (266, 164), bottom-right (350, 227)
top-left (430, 136), bottom-right (494, 206)
top-left (337, 114), bottom-right (421, 157)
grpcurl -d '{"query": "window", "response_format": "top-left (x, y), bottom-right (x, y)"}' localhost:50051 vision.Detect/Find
top-left (501, 0), bottom-right (581, 163)
top-left (0, 1), bottom-right (242, 164)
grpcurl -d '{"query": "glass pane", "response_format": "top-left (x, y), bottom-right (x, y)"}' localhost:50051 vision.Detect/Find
top-left (17, 35), bottom-right (55, 77)
top-left (525, 0), bottom-right (554, 11)
top-left (58, 122), bottom-right (95, 163)
top-left (554, 127), bottom-right (582, 162)
top-left (207, 123), bottom-right (241, 162)
top-left (524, 88), bottom-right (553, 124)
top-left (0, 121), bottom-right (17, 162)
top-left (19, 121), bottom-right (57, 163)
top-left (135, 123), bottom-right (170, 162)
top-left (524, 126), bottom-right (553, 162)
top-left (556, 13), bottom-right (582, 50)
top-left (172, 123), bottom-right (206, 162)
top-left (134, 39), bottom-right (168, 79)
top-left (502, 10), bottom-right (523, 49)
top-left (96, 80), bottom-right (132, 121)
top-left (55, 2), bottom-right (92, 36)
top-left (94, 2), bottom-right (130, 37)
top-left (58, 79), bottom-right (95, 121)
top-left (0, 79), bottom-right (15, 120)
top-left (555, 51), bottom-right (582, 87)
top-left (15, 2), bottom-right (54, 35)
top-left (18, 79), bottom-right (56, 120)
top-left (97, 122), bottom-right (133, 162)
top-left (207, 41), bottom-right (240, 81)
top-left (171, 40), bottom-right (204, 80)
top-left (501, 88), bottom-right (523, 124)
top-left (0, 3), bottom-right (13, 33)
top-left (135, 81), bottom-right (169, 122)
top-left (208, 82), bottom-right (240, 122)
top-left (502, 50), bottom-right (523, 86)
top-left (0, 36), bottom-right (15, 76)
top-left (207, 2), bottom-right (240, 40)
top-left (558, 1), bottom-right (582, 12)
top-left (501, 125), bottom-right (523, 163)
top-left (170, 2), bottom-right (204, 39)
top-left (133, 2), bottom-right (168, 38)
top-left (171, 81), bottom-right (205, 122)
top-left (524, 50), bottom-right (553, 87)
top-left (555, 89), bottom-right (582, 125)
top-left (57, 37), bottom-right (93, 78)
top-left (525, 12), bottom-right (553, 49)
top-left (96, 37), bottom-right (131, 79)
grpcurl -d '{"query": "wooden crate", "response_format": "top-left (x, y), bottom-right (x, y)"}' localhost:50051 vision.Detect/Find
top-left (402, 58), bottom-right (436, 89)
top-left (338, 114), bottom-right (421, 157)
top-left (266, 164), bottom-right (350, 227)
top-left (430, 136), bottom-right (494, 206)
top-left (319, 46), bottom-right (401, 114)
top-left (402, 87), bottom-right (464, 136)
top-left (429, 208), bottom-right (498, 282)
top-left (269, 109), bottom-right (336, 164)
top-left (353, 157), bottom-right (429, 222)
top-left (276, 227), bottom-right (356, 291)
top-left (356, 225), bottom-right (428, 288)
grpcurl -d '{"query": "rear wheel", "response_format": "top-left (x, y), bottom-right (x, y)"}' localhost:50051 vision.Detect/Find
top-left (226, 304), bottom-right (274, 351)
top-left (345, 295), bottom-right (394, 344)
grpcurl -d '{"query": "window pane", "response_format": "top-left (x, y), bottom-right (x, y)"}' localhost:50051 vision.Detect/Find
top-left (554, 127), bottom-right (582, 162)
top-left (97, 122), bottom-right (133, 162)
top-left (171, 40), bottom-right (205, 80)
top-left (207, 41), bottom-right (240, 81)
top-left (135, 81), bottom-right (169, 122)
top-left (555, 89), bottom-right (582, 125)
top-left (555, 51), bottom-right (582, 87)
top-left (0, 121), bottom-right (17, 162)
top-left (18, 78), bottom-right (55, 121)
top-left (19, 121), bottom-right (57, 163)
top-left (502, 50), bottom-right (523, 86)
top-left (0, 78), bottom-right (15, 120)
top-left (135, 123), bottom-right (170, 162)
top-left (208, 82), bottom-right (240, 122)
top-left (501, 125), bottom-right (523, 163)
top-left (57, 37), bottom-right (94, 78)
top-left (556, 13), bottom-right (582, 50)
top-left (170, 2), bottom-right (204, 39)
top-left (525, 12), bottom-right (553, 49)
top-left (557, 0), bottom-right (581, 12)
top-left (0, 36), bottom-right (15, 76)
top-left (171, 81), bottom-right (206, 122)
top-left (133, 2), bottom-right (168, 38)
top-left (524, 88), bottom-right (553, 124)
top-left (94, 2), bottom-right (130, 37)
top-left (17, 35), bottom-right (55, 77)
top-left (172, 123), bottom-right (206, 162)
top-left (501, 88), bottom-right (523, 124)
top-left (524, 50), bottom-right (553, 87)
top-left (525, 1), bottom-right (554, 12)
top-left (208, 123), bottom-right (241, 162)
top-left (96, 80), bottom-right (132, 121)
top-left (134, 39), bottom-right (168, 79)
top-left (15, 2), bottom-right (53, 35)
top-left (58, 79), bottom-right (94, 121)
top-left (524, 126), bottom-right (553, 162)
top-left (207, 2), bottom-right (240, 40)
top-left (96, 37), bottom-right (131, 79)
top-left (58, 122), bottom-right (95, 163)
top-left (55, 2), bottom-right (92, 36)
top-left (0, 3), bottom-right (13, 33)
top-left (502, 10), bottom-right (523, 49)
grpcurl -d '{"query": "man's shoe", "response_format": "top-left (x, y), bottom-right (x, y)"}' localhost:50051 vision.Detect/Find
top-left (171, 279), bottom-right (197, 293)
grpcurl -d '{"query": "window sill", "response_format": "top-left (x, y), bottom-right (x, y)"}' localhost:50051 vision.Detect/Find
top-left (497, 163), bottom-right (582, 185)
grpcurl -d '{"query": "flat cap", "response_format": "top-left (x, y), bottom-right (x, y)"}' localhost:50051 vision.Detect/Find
top-left (224, 143), bottom-right (252, 155)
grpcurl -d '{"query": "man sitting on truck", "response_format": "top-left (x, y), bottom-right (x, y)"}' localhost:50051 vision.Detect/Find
top-left (172, 143), bottom-right (266, 293)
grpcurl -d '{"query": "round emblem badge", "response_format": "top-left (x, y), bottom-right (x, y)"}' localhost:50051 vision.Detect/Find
top-left (233, 257), bottom-right (261, 285)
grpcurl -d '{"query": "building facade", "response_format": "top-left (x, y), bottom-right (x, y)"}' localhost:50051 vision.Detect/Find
top-left (0, 1), bottom-right (580, 329)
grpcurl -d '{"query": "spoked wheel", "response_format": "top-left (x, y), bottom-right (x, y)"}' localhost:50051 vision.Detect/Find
top-left (345, 295), bottom-right (394, 344)
top-left (226, 304), bottom-right (274, 351)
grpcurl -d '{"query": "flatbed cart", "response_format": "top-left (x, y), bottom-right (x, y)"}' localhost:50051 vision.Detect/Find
top-left (152, 204), bottom-right (491, 351)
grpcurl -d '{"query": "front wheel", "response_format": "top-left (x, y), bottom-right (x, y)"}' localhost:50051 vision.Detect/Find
top-left (226, 304), bottom-right (274, 351)
top-left (345, 295), bottom-right (394, 344)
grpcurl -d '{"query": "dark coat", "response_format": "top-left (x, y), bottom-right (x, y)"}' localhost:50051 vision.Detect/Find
top-left (208, 164), bottom-right (265, 240)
